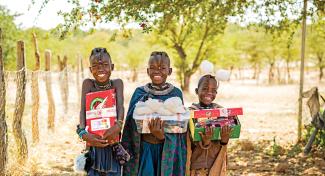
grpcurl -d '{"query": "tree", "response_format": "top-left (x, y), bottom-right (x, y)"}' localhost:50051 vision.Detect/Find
top-left (54, 0), bottom-right (251, 91)
top-left (308, 17), bottom-right (325, 81)
top-left (0, 6), bottom-right (21, 70)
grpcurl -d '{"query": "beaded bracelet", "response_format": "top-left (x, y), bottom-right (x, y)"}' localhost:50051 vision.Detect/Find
top-left (78, 129), bottom-right (88, 139)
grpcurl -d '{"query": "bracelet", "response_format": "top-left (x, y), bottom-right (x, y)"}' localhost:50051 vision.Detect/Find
top-left (78, 129), bottom-right (88, 139)
top-left (220, 141), bottom-right (228, 146)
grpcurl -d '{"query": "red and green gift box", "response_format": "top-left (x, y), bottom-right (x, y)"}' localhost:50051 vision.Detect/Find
top-left (189, 108), bottom-right (243, 141)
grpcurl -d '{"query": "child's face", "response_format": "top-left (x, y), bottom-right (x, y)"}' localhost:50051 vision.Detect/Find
top-left (196, 78), bottom-right (218, 106)
top-left (147, 56), bottom-right (172, 86)
top-left (89, 55), bottom-right (113, 83)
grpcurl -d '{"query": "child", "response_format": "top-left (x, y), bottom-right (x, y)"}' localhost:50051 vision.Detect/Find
top-left (186, 74), bottom-right (231, 176)
top-left (122, 51), bottom-right (187, 176)
top-left (77, 47), bottom-right (124, 176)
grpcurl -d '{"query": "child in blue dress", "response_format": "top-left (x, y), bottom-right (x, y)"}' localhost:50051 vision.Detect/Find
top-left (77, 48), bottom-right (124, 176)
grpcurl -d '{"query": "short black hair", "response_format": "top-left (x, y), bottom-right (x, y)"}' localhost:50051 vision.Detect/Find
top-left (148, 51), bottom-right (170, 66)
top-left (89, 47), bottom-right (111, 63)
top-left (197, 74), bottom-right (219, 88)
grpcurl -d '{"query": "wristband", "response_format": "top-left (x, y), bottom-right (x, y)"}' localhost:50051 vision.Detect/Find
top-left (220, 141), bottom-right (228, 146)
top-left (78, 129), bottom-right (88, 139)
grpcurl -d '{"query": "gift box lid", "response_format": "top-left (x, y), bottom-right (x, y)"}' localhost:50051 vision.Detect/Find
top-left (191, 107), bottom-right (243, 118)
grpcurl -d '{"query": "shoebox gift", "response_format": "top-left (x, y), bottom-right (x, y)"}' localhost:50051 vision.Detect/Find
top-left (189, 107), bottom-right (243, 141)
top-left (86, 89), bottom-right (119, 142)
top-left (133, 97), bottom-right (190, 133)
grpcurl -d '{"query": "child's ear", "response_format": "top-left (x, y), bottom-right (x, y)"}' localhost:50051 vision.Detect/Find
top-left (195, 88), bottom-right (198, 94)
top-left (111, 64), bottom-right (114, 71)
top-left (89, 67), bottom-right (92, 73)
top-left (147, 68), bottom-right (150, 76)
top-left (168, 68), bottom-right (172, 75)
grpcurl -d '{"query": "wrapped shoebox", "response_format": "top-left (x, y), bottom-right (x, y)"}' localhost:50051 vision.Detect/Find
top-left (189, 108), bottom-right (243, 141)
top-left (85, 89), bottom-right (119, 143)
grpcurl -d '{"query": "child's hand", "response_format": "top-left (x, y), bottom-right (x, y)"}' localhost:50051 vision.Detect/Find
top-left (199, 127), bottom-right (213, 146)
top-left (149, 118), bottom-right (165, 140)
top-left (220, 125), bottom-right (231, 144)
top-left (102, 124), bottom-right (121, 143)
top-left (82, 133), bottom-right (109, 147)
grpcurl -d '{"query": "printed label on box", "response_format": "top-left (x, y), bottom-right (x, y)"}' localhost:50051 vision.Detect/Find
top-left (91, 118), bottom-right (111, 131)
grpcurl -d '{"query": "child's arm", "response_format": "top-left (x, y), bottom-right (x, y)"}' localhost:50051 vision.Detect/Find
top-left (102, 79), bottom-right (124, 142)
top-left (79, 79), bottom-right (92, 128)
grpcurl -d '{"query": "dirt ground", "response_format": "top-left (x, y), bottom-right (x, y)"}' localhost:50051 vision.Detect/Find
top-left (3, 70), bottom-right (325, 175)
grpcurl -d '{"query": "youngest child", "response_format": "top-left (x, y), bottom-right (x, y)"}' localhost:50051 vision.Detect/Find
top-left (187, 74), bottom-right (231, 176)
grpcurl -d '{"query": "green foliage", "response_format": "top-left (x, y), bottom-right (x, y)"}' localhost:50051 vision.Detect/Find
top-left (0, 6), bottom-right (22, 70)
top-left (265, 137), bottom-right (284, 158)
top-left (308, 16), bottom-right (325, 80)
top-left (303, 124), bottom-right (325, 150)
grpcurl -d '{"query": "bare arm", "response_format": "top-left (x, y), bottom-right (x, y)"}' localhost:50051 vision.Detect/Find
top-left (79, 79), bottom-right (93, 128)
top-left (112, 78), bottom-right (124, 122)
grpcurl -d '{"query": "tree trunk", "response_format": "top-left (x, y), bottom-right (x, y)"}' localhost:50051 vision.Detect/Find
top-left (0, 28), bottom-right (8, 175)
top-left (181, 72), bottom-right (191, 92)
top-left (268, 62), bottom-right (275, 84)
top-left (286, 59), bottom-right (291, 83)
top-left (45, 50), bottom-right (55, 131)
top-left (320, 66), bottom-right (324, 81)
top-left (252, 63), bottom-right (257, 79)
top-left (58, 55), bottom-right (69, 114)
top-left (13, 41), bottom-right (28, 164)
top-left (276, 65), bottom-right (281, 84)
top-left (229, 66), bottom-right (234, 81)
top-left (31, 33), bottom-right (40, 144)
top-left (317, 55), bottom-right (324, 81)
top-left (298, 0), bottom-right (307, 142)
top-left (131, 68), bottom-right (138, 82)
top-left (76, 55), bottom-right (81, 104)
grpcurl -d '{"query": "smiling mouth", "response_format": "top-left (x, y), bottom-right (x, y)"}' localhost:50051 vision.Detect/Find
top-left (204, 96), bottom-right (212, 101)
top-left (97, 74), bottom-right (106, 78)
top-left (153, 75), bottom-right (162, 79)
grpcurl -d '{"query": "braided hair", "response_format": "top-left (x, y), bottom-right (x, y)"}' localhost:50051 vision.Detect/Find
top-left (89, 47), bottom-right (111, 63)
top-left (149, 51), bottom-right (170, 66)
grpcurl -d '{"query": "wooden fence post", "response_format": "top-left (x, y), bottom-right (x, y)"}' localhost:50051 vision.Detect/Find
top-left (0, 28), bottom-right (8, 175)
top-left (76, 55), bottom-right (81, 103)
top-left (13, 41), bottom-right (28, 164)
top-left (31, 33), bottom-right (40, 143)
top-left (80, 55), bottom-right (84, 80)
top-left (58, 55), bottom-right (68, 114)
top-left (45, 50), bottom-right (55, 130)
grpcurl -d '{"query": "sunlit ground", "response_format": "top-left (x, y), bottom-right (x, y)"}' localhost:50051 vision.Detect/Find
top-left (4, 69), bottom-right (325, 175)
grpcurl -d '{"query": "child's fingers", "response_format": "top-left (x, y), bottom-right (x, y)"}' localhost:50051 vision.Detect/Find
top-left (156, 118), bottom-right (161, 128)
top-left (96, 138), bottom-right (109, 144)
top-left (148, 119), bottom-right (153, 130)
top-left (160, 120), bottom-right (165, 129)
